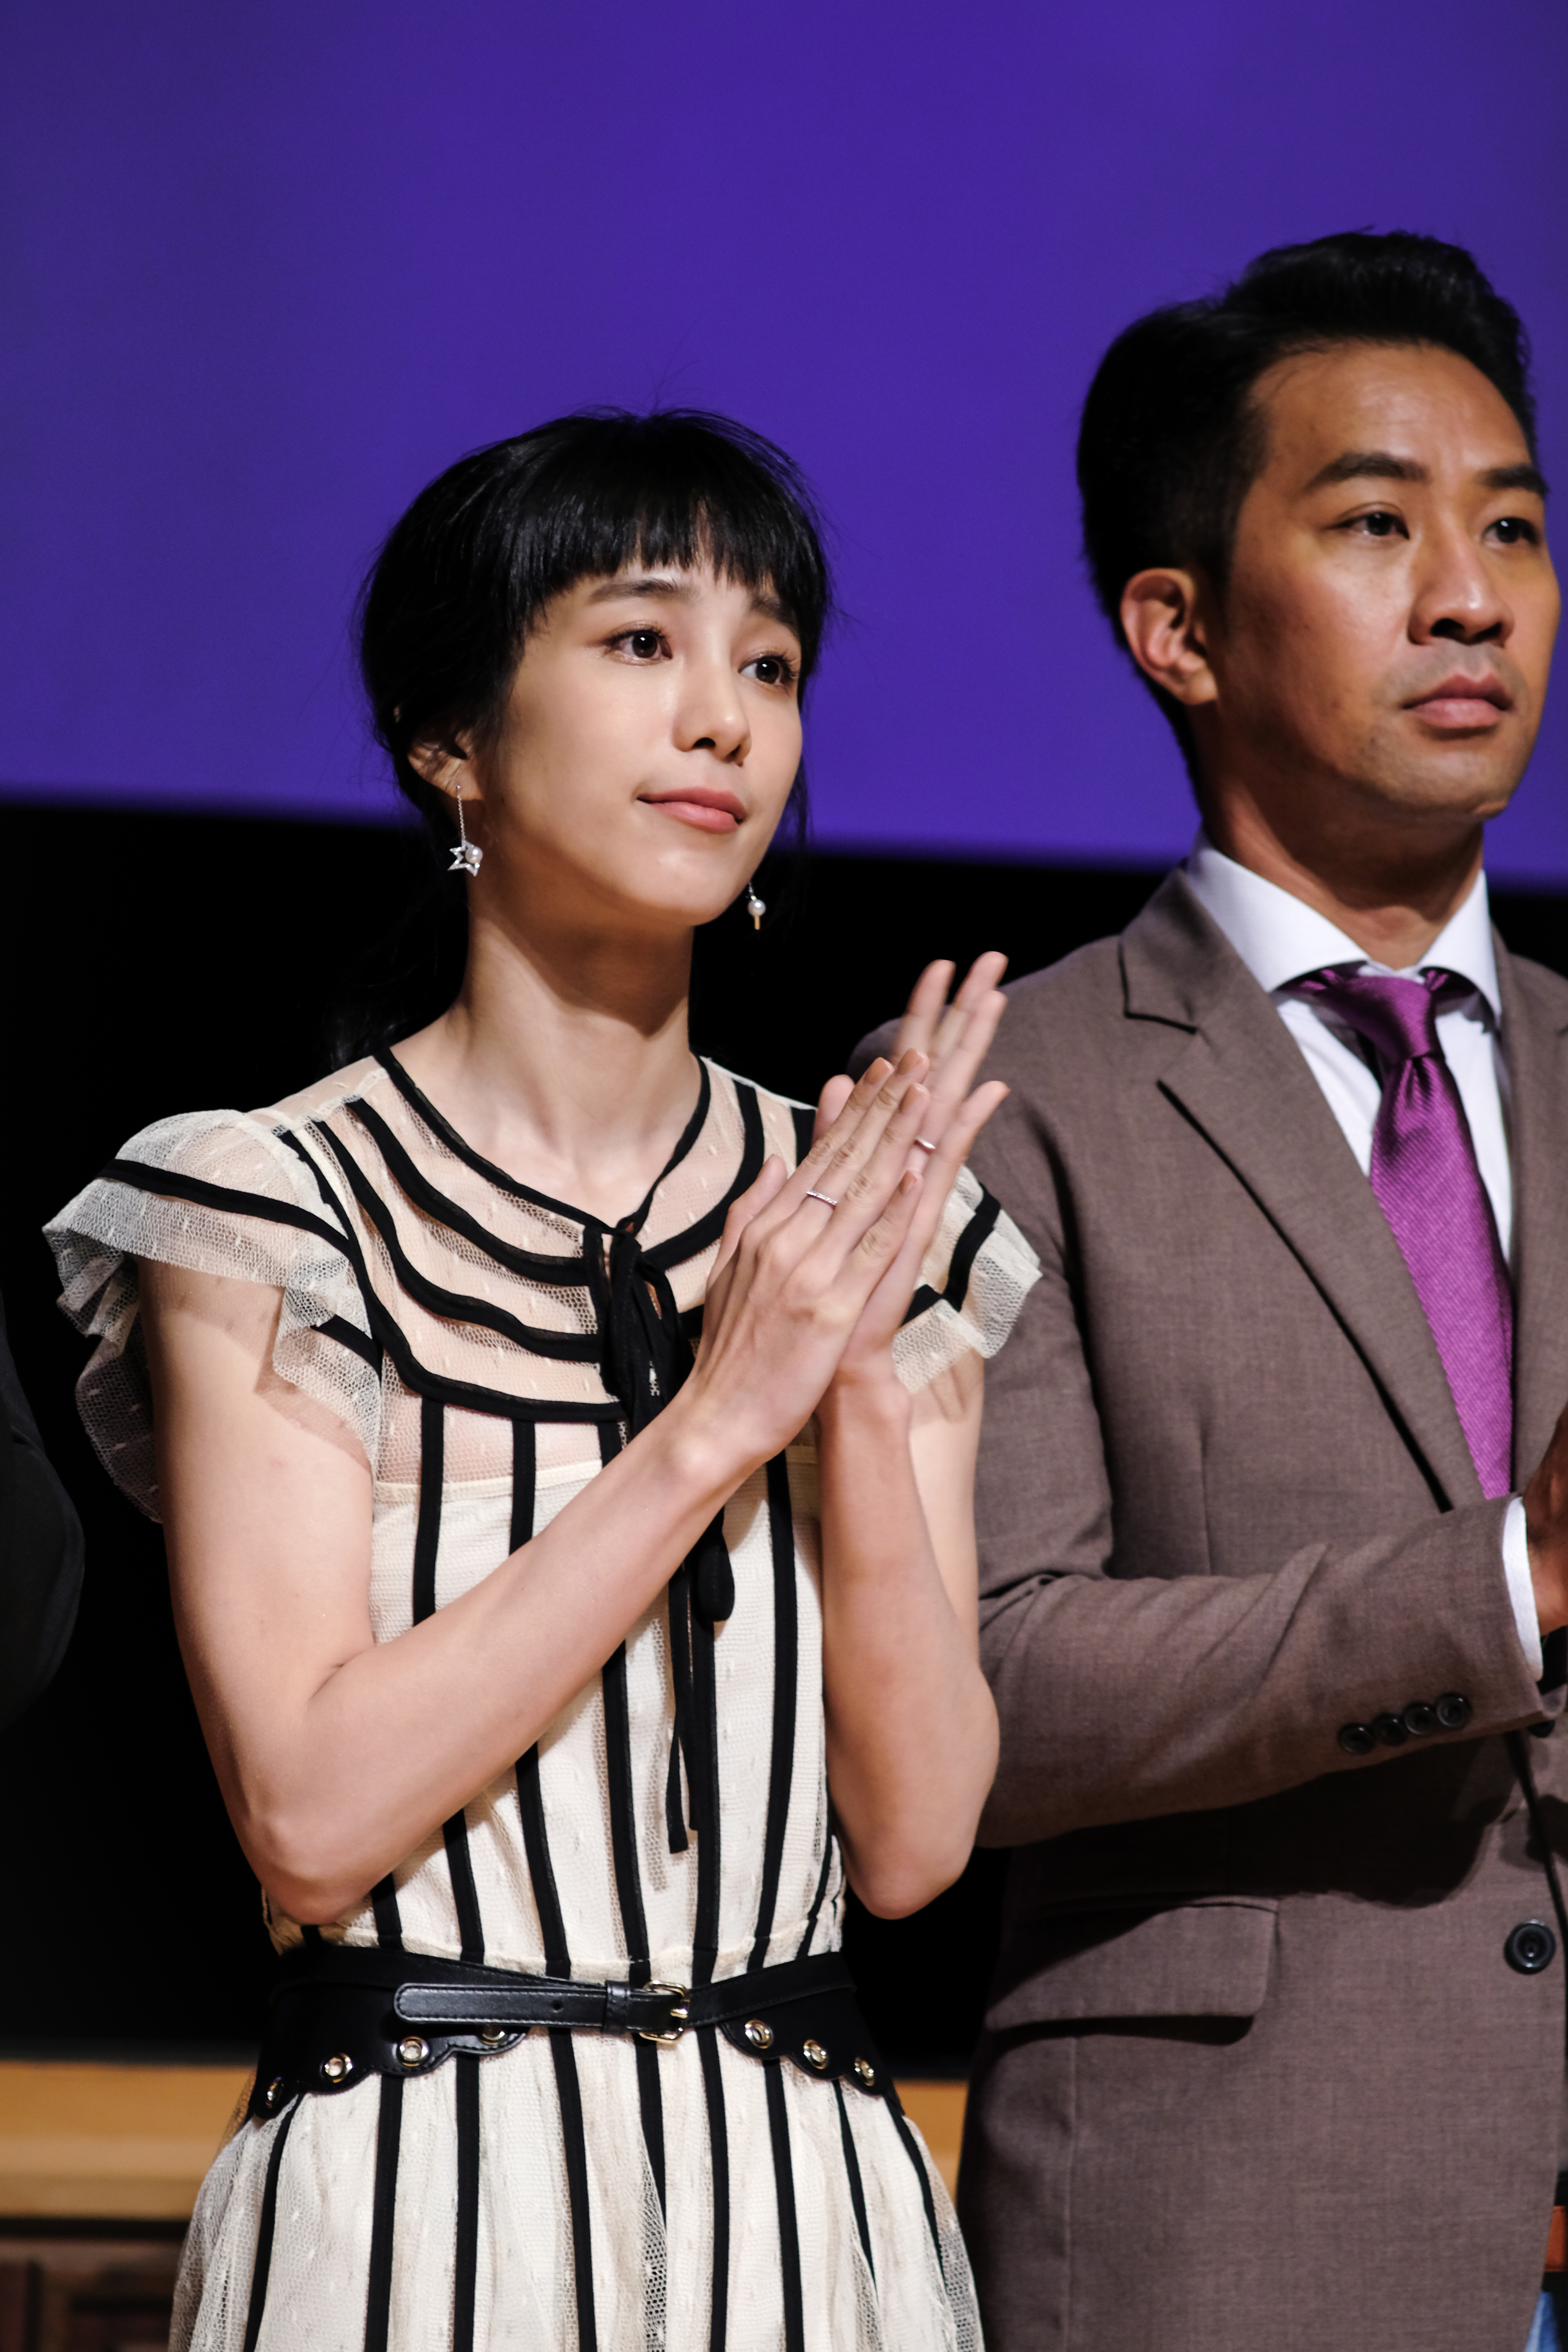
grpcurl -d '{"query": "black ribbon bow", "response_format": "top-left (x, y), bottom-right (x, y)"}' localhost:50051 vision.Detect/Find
top-left (593, 1221), bottom-right (734, 1853)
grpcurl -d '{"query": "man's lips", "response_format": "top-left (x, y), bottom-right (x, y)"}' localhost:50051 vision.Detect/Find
top-left (1405, 673), bottom-right (1513, 730)
top-left (640, 788), bottom-right (745, 832)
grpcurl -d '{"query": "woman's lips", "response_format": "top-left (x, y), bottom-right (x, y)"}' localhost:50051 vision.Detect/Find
top-left (641, 793), bottom-right (743, 831)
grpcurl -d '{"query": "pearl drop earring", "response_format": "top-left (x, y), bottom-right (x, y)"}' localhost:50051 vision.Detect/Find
top-left (746, 887), bottom-right (766, 931)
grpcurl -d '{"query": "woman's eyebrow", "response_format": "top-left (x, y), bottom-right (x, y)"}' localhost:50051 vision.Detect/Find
top-left (584, 572), bottom-right (693, 605)
top-left (582, 574), bottom-right (797, 631)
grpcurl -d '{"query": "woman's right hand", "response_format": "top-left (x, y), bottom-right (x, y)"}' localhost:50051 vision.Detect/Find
top-left (684, 1051), bottom-right (934, 1469)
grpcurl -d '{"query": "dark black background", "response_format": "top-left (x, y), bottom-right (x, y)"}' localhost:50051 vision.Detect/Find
top-left (2, 801), bottom-right (1563, 2067)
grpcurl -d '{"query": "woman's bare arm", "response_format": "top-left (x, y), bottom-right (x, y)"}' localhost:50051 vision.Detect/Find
top-left (145, 1054), bottom-right (933, 1924)
top-left (814, 955), bottom-right (1009, 1916)
top-left (817, 1352), bottom-right (996, 1917)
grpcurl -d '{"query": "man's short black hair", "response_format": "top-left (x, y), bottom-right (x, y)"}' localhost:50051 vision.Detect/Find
top-left (1077, 230), bottom-right (1539, 764)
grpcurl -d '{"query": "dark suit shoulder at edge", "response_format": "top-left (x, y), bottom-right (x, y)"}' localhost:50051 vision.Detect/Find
top-left (1499, 940), bottom-right (1568, 1024)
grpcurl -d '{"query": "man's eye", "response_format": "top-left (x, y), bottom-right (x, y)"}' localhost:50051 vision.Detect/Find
top-left (1491, 515), bottom-right (1538, 546)
top-left (1359, 510), bottom-right (1401, 537)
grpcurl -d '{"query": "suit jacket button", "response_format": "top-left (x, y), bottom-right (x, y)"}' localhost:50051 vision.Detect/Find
top-left (1372, 1713), bottom-right (1409, 1747)
top-left (1504, 1920), bottom-right (1557, 1975)
top-left (1434, 1692), bottom-right (1472, 1731)
top-left (1402, 1701), bottom-right (1438, 1737)
top-left (1338, 1723), bottom-right (1377, 1756)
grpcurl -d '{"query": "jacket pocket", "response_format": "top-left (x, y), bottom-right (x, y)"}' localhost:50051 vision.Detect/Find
top-left (985, 1896), bottom-right (1279, 2031)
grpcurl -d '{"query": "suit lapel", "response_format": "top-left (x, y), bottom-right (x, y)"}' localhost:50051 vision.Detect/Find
top-left (1123, 875), bottom-right (1483, 1510)
top-left (1497, 941), bottom-right (1568, 1483)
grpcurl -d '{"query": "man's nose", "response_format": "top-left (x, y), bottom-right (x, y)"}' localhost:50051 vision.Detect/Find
top-left (1412, 521), bottom-right (1512, 648)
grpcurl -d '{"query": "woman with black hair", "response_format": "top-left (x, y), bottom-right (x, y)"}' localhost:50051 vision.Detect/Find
top-left (48, 410), bottom-right (1036, 2351)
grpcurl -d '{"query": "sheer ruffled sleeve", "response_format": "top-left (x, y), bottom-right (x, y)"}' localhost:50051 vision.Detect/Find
top-left (892, 1166), bottom-right (1040, 1394)
top-left (45, 1109), bottom-right (379, 1517)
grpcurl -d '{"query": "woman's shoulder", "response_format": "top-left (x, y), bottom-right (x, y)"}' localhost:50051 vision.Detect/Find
top-left (249, 1053), bottom-right (391, 1132)
top-left (44, 1056), bottom-right (385, 1231)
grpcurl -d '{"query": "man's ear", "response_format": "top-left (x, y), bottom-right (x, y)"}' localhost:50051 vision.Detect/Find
top-left (1119, 567), bottom-right (1219, 709)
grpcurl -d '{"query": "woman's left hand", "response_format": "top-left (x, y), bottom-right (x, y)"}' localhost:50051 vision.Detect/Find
top-left (817, 952), bottom-right (1009, 1383)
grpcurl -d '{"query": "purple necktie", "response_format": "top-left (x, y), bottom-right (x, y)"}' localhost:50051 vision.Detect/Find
top-left (1296, 965), bottom-right (1513, 1498)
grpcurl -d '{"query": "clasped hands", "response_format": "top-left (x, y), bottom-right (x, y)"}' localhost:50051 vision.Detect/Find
top-left (685, 955), bottom-right (1008, 1467)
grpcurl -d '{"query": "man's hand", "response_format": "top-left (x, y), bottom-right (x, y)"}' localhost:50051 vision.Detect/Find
top-left (1524, 1403), bottom-right (1568, 1633)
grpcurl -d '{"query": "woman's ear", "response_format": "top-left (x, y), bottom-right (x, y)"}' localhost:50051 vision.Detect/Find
top-left (1119, 567), bottom-right (1219, 708)
top-left (407, 739), bottom-right (477, 800)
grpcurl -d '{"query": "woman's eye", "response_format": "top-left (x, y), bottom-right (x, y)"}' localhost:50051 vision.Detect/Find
top-left (743, 653), bottom-right (797, 689)
top-left (624, 629), bottom-right (665, 659)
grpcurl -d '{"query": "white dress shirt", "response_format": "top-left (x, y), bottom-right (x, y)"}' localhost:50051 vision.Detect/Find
top-left (1184, 831), bottom-right (1538, 1673)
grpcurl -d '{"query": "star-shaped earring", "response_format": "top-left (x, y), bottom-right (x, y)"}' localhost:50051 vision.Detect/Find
top-left (449, 784), bottom-right (483, 875)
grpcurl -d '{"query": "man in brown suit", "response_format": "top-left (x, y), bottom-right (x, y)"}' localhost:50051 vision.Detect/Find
top-left (952, 234), bottom-right (1568, 2348)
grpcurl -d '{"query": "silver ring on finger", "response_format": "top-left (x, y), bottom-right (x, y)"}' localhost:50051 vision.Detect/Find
top-left (913, 1136), bottom-right (938, 1154)
top-left (804, 1187), bottom-right (838, 1208)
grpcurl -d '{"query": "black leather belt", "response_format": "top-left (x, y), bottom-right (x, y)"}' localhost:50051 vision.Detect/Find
top-left (249, 1943), bottom-right (890, 2118)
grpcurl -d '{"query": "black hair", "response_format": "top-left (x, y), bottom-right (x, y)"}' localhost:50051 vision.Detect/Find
top-left (1076, 230), bottom-right (1539, 768)
top-left (325, 409), bottom-right (829, 1072)
top-left (358, 406), bottom-right (832, 845)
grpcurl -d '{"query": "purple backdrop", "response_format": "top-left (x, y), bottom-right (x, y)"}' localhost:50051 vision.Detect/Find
top-left (3, 2), bottom-right (1566, 876)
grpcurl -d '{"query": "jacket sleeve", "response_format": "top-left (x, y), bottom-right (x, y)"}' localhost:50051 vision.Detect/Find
top-left (965, 1082), bottom-right (1552, 1848)
top-left (0, 1287), bottom-right (84, 1732)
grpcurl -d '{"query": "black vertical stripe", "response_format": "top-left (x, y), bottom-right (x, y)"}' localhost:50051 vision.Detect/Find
top-left (371, 1871), bottom-right (403, 1950)
top-left (763, 2062), bottom-right (806, 2352)
top-left (240, 2094), bottom-right (299, 2352)
top-left (696, 2027), bottom-right (730, 2352)
top-left (833, 2081), bottom-right (875, 2283)
top-left (414, 1392), bottom-right (487, 1962)
top-left (510, 1416), bottom-right (537, 1552)
top-left (690, 1607), bottom-right (722, 1986)
top-left (412, 1393), bottom-right (445, 1624)
top-left (443, 1813), bottom-right (486, 1963)
top-left (601, 1642), bottom-right (650, 1978)
top-left (634, 2037), bottom-right (667, 2215)
top-left (795, 1820), bottom-right (836, 1960)
top-left (517, 1743), bottom-right (570, 1977)
top-left (550, 2033), bottom-right (598, 2352)
top-left (887, 2093), bottom-right (947, 2278)
top-left (749, 1454), bottom-right (797, 1971)
top-left (363, 2073), bottom-right (405, 2352)
top-left (510, 1417), bottom-right (575, 1976)
top-left (594, 1422), bottom-right (652, 1982)
top-left (452, 2056), bottom-right (481, 2352)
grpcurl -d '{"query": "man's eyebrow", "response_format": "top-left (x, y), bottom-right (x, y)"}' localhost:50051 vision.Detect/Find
top-left (1304, 451), bottom-right (1550, 501)
top-left (1305, 451), bottom-right (1429, 493)
top-left (1478, 461), bottom-right (1550, 499)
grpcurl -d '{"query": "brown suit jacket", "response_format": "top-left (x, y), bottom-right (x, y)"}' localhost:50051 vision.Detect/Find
top-left (939, 873), bottom-right (1568, 2349)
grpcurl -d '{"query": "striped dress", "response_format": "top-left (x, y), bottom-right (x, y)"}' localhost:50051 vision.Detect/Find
top-left (47, 1049), bottom-right (1038, 2352)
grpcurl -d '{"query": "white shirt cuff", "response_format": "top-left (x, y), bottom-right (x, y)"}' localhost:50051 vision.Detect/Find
top-left (1502, 1494), bottom-right (1542, 1677)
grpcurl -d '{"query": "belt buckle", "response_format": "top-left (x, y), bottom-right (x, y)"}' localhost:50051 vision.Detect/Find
top-left (637, 1983), bottom-right (690, 2045)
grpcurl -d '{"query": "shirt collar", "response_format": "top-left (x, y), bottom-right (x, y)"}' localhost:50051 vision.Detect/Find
top-left (1184, 828), bottom-right (1501, 1020)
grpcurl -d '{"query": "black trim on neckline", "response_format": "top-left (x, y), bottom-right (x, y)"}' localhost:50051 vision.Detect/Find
top-left (374, 1048), bottom-right (712, 1235)
top-left (314, 1123), bottom-right (602, 1363)
top-left (348, 1097), bottom-right (596, 1285)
